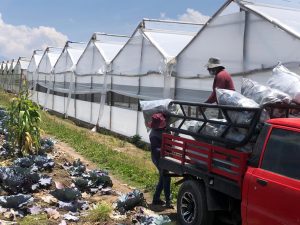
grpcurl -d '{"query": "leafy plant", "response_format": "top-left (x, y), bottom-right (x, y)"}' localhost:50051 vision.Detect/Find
top-left (130, 134), bottom-right (149, 150)
top-left (7, 82), bottom-right (41, 156)
top-left (130, 134), bottom-right (142, 145)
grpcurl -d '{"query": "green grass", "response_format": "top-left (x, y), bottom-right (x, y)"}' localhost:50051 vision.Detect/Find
top-left (86, 202), bottom-right (112, 222)
top-left (19, 214), bottom-right (49, 225)
top-left (39, 111), bottom-right (158, 192)
top-left (0, 90), bottom-right (178, 198)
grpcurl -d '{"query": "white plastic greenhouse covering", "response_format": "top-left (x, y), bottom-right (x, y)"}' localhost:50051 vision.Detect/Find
top-left (0, 62), bottom-right (4, 87)
top-left (2, 60), bottom-right (16, 92)
top-left (8, 57), bottom-right (30, 93)
top-left (111, 19), bottom-right (202, 101)
top-left (175, 0), bottom-right (300, 102)
top-left (71, 33), bottom-right (129, 126)
top-left (40, 41), bottom-right (87, 115)
top-left (27, 50), bottom-right (44, 90)
top-left (104, 19), bottom-right (202, 140)
top-left (34, 47), bottom-right (63, 105)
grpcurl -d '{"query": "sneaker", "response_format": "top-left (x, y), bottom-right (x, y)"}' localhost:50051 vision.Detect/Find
top-left (152, 199), bottom-right (165, 205)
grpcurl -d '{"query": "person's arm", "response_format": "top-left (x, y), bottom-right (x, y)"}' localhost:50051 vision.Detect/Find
top-left (205, 76), bottom-right (218, 103)
top-left (150, 136), bottom-right (161, 153)
top-left (205, 90), bottom-right (216, 103)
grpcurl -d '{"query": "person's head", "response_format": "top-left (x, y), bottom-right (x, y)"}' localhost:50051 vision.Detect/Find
top-left (148, 113), bottom-right (166, 130)
top-left (206, 57), bottom-right (225, 76)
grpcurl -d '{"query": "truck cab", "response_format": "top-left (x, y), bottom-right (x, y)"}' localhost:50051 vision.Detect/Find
top-left (242, 118), bottom-right (300, 225)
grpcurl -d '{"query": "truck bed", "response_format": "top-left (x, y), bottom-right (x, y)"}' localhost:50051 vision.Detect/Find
top-left (160, 101), bottom-right (300, 199)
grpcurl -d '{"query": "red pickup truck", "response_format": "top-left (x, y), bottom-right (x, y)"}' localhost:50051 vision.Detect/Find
top-left (160, 101), bottom-right (300, 225)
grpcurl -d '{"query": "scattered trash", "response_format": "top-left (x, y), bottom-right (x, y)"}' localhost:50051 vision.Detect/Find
top-left (100, 187), bottom-right (114, 195)
top-left (39, 175), bottom-right (52, 187)
top-left (134, 214), bottom-right (172, 225)
top-left (45, 207), bottom-right (60, 220)
top-left (55, 181), bottom-right (65, 189)
top-left (83, 170), bottom-right (113, 188)
top-left (39, 138), bottom-right (55, 153)
top-left (3, 208), bottom-right (24, 220)
top-left (73, 177), bottom-right (89, 192)
top-left (116, 190), bottom-right (147, 214)
top-left (28, 205), bottom-right (42, 215)
top-left (50, 188), bottom-right (82, 202)
top-left (0, 166), bottom-right (52, 194)
top-left (0, 219), bottom-right (17, 224)
top-left (58, 220), bottom-right (67, 225)
top-left (41, 194), bottom-right (58, 205)
top-left (13, 155), bottom-right (55, 171)
top-left (110, 211), bottom-right (127, 221)
top-left (133, 208), bottom-right (172, 225)
top-left (0, 194), bottom-right (33, 209)
top-left (32, 155), bottom-right (55, 171)
top-left (72, 169), bottom-right (113, 194)
top-left (63, 159), bottom-right (86, 176)
top-left (63, 212), bottom-right (79, 221)
top-left (58, 200), bottom-right (89, 212)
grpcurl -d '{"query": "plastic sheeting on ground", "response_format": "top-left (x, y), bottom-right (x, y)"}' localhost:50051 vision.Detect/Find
top-left (116, 189), bottom-right (147, 214)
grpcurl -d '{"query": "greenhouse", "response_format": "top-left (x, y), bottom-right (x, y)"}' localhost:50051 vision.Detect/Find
top-left (27, 49), bottom-right (44, 90)
top-left (10, 57), bottom-right (30, 93)
top-left (0, 0), bottom-right (299, 142)
top-left (34, 47), bottom-right (63, 105)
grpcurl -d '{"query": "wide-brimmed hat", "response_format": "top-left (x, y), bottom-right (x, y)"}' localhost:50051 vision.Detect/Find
top-left (147, 113), bottom-right (166, 129)
top-left (205, 57), bottom-right (223, 69)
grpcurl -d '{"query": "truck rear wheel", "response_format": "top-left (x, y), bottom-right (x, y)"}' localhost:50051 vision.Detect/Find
top-left (177, 180), bottom-right (213, 225)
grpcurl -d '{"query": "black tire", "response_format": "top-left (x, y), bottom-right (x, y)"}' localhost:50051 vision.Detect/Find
top-left (177, 179), bottom-right (213, 225)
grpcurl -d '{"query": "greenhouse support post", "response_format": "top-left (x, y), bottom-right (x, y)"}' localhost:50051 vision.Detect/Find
top-left (65, 71), bottom-right (75, 118)
top-left (43, 71), bottom-right (53, 110)
top-left (163, 61), bottom-right (175, 99)
top-left (95, 64), bottom-right (109, 127)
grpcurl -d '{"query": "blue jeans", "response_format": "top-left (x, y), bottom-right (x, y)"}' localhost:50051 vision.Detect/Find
top-left (151, 152), bottom-right (171, 202)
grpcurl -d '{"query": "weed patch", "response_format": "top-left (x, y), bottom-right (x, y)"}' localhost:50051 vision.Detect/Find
top-left (86, 202), bottom-right (112, 222)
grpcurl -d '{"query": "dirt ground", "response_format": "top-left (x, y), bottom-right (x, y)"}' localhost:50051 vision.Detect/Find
top-left (0, 133), bottom-right (177, 224)
top-left (53, 138), bottom-right (178, 223)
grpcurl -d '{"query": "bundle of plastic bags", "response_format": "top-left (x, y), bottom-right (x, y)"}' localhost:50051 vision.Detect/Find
top-left (184, 120), bottom-right (203, 133)
top-left (140, 99), bottom-right (182, 130)
top-left (241, 78), bottom-right (291, 106)
top-left (267, 65), bottom-right (300, 104)
top-left (216, 88), bottom-right (263, 124)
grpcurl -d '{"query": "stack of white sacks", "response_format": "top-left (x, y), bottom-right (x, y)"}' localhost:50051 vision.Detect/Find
top-left (184, 65), bottom-right (299, 150)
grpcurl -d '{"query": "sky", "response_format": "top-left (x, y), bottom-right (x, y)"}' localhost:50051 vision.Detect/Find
top-left (0, 0), bottom-right (299, 61)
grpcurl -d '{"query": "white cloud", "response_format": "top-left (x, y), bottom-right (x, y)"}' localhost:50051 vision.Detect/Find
top-left (0, 14), bottom-right (68, 60)
top-left (160, 12), bottom-right (167, 19)
top-left (178, 8), bottom-right (210, 23)
top-left (160, 8), bottom-right (210, 24)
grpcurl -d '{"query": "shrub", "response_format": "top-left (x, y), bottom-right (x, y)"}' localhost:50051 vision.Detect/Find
top-left (129, 134), bottom-right (149, 150)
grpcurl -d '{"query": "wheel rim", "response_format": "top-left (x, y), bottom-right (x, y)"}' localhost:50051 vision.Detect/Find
top-left (180, 191), bottom-right (197, 223)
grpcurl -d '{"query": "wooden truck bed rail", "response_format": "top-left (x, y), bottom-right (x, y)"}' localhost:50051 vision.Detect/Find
top-left (161, 133), bottom-right (249, 186)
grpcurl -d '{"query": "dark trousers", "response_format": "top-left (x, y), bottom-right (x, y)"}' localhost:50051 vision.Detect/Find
top-left (151, 152), bottom-right (171, 202)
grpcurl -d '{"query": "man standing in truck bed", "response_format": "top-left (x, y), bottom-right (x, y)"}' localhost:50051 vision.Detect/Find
top-left (205, 57), bottom-right (235, 103)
